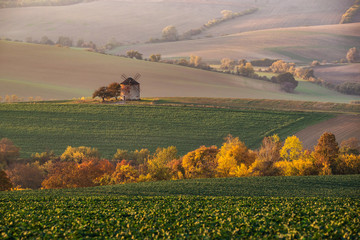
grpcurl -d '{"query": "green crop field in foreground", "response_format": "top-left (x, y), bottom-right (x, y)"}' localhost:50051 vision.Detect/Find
top-left (1, 175), bottom-right (359, 239)
top-left (0, 103), bottom-right (332, 158)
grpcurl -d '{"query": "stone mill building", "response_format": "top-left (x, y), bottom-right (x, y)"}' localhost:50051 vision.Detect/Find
top-left (120, 75), bottom-right (140, 101)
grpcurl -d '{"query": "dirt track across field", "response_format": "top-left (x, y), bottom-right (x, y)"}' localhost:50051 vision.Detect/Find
top-left (295, 115), bottom-right (360, 150)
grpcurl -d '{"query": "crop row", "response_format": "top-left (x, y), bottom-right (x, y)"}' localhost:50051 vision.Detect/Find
top-left (0, 103), bottom-right (331, 158)
top-left (0, 195), bottom-right (358, 239)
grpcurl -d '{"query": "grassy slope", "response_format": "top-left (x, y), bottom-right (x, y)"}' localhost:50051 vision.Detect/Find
top-left (1, 40), bottom-right (360, 103)
top-left (146, 97), bottom-right (360, 114)
top-left (0, 102), bottom-right (332, 158)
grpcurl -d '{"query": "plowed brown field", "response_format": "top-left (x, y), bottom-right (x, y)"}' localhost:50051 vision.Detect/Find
top-left (295, 115), bottom-right (360, 150)
top-left (314, 64), bottom-right (360, 85)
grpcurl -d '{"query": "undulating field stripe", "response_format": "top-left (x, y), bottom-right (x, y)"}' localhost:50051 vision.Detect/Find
top-left (0, 103), bottom-right (333, 158)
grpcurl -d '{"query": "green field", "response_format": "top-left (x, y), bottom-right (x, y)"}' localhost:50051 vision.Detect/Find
top-left (0, 102), bottom-right (332, 158)
top-left (44, 175), bottom-right (360, 198)
top-left (1, 175), bottom-right (359, 239)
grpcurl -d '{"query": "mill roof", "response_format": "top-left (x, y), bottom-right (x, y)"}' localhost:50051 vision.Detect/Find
top-left (121, 77), bottom-right (139, 85)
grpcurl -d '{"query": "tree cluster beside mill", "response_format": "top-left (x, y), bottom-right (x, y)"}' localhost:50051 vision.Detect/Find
top-left (93, 74), bottom-right (140, 101)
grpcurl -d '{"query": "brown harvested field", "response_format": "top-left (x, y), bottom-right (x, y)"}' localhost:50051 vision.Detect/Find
top-left (2, 40), bottom-right (360, 103)
top-left (0, 0), bottom-right (353, 46)
top-left (0, 40), bottom-right (282, 100)
top-left (195, 0), bottom-right (354, 39)
top-left (112, 23), bottom-right (360, 63)
top-left (295, 115), bottom-right (360, 150)
top-left (0, 0), bottom-right (257, 45)
top-left (314, 64), bottom-right (360, 85)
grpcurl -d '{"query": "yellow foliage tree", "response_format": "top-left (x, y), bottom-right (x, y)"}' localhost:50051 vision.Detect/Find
top-left (333, 153), bottom-right (360, 175)
top-left (216, 135), bottom-right (256, 177)
top-left (60, 146), bottom-right (100, 163)
top-left (147, 146), bottom-right (178, 180)
top-left (182, 146), bottom-right (219, 179)
top-left (189, 55), bottom-right (202, 68)
top-left (280, 136), bottom-right (303, 161)
top-left (275, 151), bottom-right (318, 176)
top-left (112, 162), bottom-right (138, 184)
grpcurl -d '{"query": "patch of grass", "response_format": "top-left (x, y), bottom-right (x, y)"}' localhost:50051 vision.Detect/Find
top-left (0, 103), bottom-right (332, 158)
top-left (149, 97), bottom-right (360, 114)
top-left (42, 174), bottom-right (360, 198)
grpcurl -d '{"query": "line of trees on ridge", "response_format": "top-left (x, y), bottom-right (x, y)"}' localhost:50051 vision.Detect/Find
top-left (148, 8), bottom-right (258, 43)
top-left (1, 133), bottom-right (359, 191)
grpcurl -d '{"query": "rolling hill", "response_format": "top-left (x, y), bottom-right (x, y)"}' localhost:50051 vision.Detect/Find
top-left (1, 40), bottom-right (360, 103)
top-left (111, 23), bottom-right (360, 63)
top-left (0, 0), bottom-right (353, 46)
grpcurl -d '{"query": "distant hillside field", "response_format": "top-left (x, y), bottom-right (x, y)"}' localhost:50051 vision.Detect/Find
top-left (112, 23), bottom-right (360, 63)
top-left (295, 115), bottom-right (360, 150)
top-left (0, 0), bottom-right (353, 45)
top-left (1, 41), bottom-right (360, 103)
top-left (314, 64), bottom-right (360, 85)
top-left (0, 102), bottom-right (332, 158)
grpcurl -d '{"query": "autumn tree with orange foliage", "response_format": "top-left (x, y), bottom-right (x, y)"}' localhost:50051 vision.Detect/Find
top-left (0, 138), bottom-right (20, 168)
top-left (0, 170), bottom-right (12, 191)
top-left (250, 135), bottom-right (282, 176)
top-left (333, 153), bottom-right (360, 175)
top-left (42, 159), bottom-right (114, 189)
top-left (111, 160), bottom-right (138, 184)
top-left (313, 132), bottom-right (339, 175)
top-left (167, 158), bottom-right (185, 180)
top-left (182, 146), bottom-right (219, 179)
top-left (6, 163), bottom-right (45, 189)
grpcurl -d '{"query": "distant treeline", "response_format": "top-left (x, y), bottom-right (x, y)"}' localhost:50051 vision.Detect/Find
top-left (340, 0), bottom-right (360, 24)
top-left (0, 0), bottom-right (96, 8)
top-left (1, 132), bottom-right (359, 191)
top-left (0, 95), bottom-right (43, 103)
top-left (250, 57), bottom-right (360, 96)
